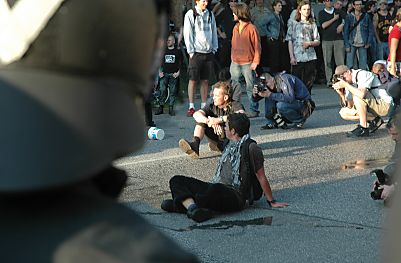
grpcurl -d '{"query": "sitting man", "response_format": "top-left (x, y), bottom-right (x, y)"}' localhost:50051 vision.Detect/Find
top-left (332, 65), bottom-right (394, 137)
top-left (163, 113), bottom-right (288, 223)
top-left (179, 81), bottom-right (245, 159)
top-left (252, 72), bottom-right (314, 130)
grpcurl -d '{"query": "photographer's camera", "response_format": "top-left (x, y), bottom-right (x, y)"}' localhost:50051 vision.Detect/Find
top-left (370, 169), bottom-right (392, 200)
top-left (255, 76), bottom-right (267, 92)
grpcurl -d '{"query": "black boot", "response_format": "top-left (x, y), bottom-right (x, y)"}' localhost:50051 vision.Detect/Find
top-left (169, 106), bottom-right (175, 116)
top-left (155, 106), bottom-right (163, 115)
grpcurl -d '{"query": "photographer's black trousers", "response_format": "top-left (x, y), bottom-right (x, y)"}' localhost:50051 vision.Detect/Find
top-left (169, 175), bottom-right (245, 213)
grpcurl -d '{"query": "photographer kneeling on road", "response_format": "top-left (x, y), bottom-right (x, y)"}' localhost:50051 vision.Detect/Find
top-left (332, 65), bottom-right (394, 137)
top-left (163, 113), bottom-right (288, 223)
top-left (252, 72), bottom-right (315, 130)
top-left (179, 81), bottom-right (245, 159)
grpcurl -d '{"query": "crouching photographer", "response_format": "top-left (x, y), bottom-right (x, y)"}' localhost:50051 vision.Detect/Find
top-left (252, 72), bottom-right (315, 130)
top-left (332, 65), bottom-right (395, 137)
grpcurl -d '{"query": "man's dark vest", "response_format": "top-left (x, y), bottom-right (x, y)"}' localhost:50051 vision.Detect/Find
top-left (239, 138), bottom-right (263, 205)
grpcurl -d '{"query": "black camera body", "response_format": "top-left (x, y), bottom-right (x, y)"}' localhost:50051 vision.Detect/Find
top-left (254, 76), bottom-right (267, 92)
top-left (370, 169), bottom-right (392, 200)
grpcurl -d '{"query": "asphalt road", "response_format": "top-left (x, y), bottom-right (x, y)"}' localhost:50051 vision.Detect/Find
top-left (115, 85), bottom-right (394, 263)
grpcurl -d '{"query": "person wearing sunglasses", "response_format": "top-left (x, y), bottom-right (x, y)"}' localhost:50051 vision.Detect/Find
top-left (0, 1), bottom-right (198, 262)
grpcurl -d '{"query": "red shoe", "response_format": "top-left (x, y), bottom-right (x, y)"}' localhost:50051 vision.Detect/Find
top-left (186, 107), bottom-right (195, 117)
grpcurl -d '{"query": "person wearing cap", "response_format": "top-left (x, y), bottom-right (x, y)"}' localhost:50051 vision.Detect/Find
top-left (373, 0), bottom-right (392, 61)
top-left (0, 1), bottom-right (198, 262)
top-left (332, 65), bottom-right (394, 137)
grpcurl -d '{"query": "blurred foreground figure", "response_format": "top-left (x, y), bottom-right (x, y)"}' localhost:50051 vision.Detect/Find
top-left (0, 0), bottom-right (197, 262)
top-left (382, 113), bottom-right (401, 263)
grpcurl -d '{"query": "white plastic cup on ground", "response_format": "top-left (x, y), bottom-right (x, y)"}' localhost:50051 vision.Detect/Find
top-left (148, 127), bottom-right (165, 140)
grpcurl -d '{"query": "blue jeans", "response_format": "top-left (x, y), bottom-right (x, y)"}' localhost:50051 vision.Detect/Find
top-left (264, 98), bottom-right (305, 124)
top-left (230, 62), bottom-right (259, 113)
top-left (377, 41), bottom-right (389, 61)
top-left (346, 46), bottom-right (368, 70)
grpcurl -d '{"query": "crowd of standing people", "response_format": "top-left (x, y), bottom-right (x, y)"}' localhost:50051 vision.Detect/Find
top-left (153, 0), bottom-right (401, 222)
top-left (152, 0), bottom-right (401, 133)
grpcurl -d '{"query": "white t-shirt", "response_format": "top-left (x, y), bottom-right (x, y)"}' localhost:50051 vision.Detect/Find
top-left (351, 69), bottom-right (393, 103)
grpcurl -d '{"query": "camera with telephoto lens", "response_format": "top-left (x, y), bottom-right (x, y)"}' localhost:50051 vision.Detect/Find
top-left (254, 76), bottom-right (267, 92)
top-left (370, 169), bottom-right (392, 200)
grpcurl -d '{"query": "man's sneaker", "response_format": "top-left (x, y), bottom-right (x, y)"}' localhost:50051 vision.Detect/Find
top-left (186, 108), bottom-right (195, 117)
top-left (246, 111), bottom-right (259, 118)
top-left (179, 139), bottom-right (199, 159)
top-left (261, 123), bottom-right (277, 130)
top-left (154, 106), bottom-right (163, 115)
top-left (161, 199), bottom-right (186, 214)
top-left (187, 207), bottom-right (213, 223)
top-left (273, 113), bottom-right (288, 129)
top-left (208, 140), bottom-right (224, 152)
top-left (346, 125), bottom-right (369, 137)
top-left (368, 116), bottom-right (384, 133)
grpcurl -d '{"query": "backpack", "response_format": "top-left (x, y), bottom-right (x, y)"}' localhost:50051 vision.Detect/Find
top-left (371, 62), bottom-right (401, 101)
top-left (240, 138), bottom-right (263, 205)
top-left (192, 8), bottom-right (212, 25)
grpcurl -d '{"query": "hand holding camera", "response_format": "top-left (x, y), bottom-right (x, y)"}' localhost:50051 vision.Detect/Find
top-left (331, 74), bottom-right (348, 96)
top-left (251, 76), bottom-right (268, 101)
top-left (370, 169), bottom-right (393, 200)
top-left (252, 76), bottom-right (272, 100)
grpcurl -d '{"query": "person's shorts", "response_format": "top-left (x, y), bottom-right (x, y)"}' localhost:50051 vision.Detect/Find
top-left (339, 99), bottom-right (392, 117)
top-left (188, 52), bottom-right (215, 81)
top-left (364, 98), bottom-right (392, 117)
top-left (196, 122), bottom-right (225, 141)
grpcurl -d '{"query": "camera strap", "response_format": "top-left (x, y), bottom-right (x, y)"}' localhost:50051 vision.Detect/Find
top-left (348, 12), bottom-right (365, 38)
top-left (355, 69), bottom-right (380, 105)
